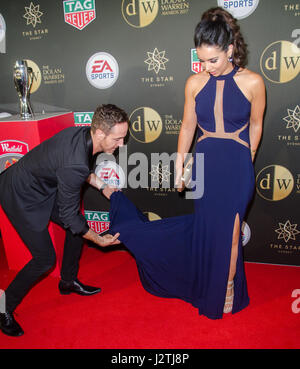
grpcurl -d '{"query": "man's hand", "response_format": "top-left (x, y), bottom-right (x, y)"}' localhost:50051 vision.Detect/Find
top-left (82, 228), bottom-right (121, 248)
top-left (102, 185), bottom-right (119, 200)
top-left (98, 232), bottom-right (121, 247)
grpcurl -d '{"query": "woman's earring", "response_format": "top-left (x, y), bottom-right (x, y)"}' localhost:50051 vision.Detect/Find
top-left (228, 55), bottom-right (233, 63)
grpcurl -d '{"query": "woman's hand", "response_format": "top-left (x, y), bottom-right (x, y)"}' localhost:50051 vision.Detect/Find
top-left (175, 161), bottom-right (184, 192)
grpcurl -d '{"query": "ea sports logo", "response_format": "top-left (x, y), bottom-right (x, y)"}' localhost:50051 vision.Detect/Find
top-left (256, 165), bottom-right (294, 201)
top-left (121, 0), bottom-right (159, 28)
top-left (260, 41), bottom-right (300, 83)
top-left (95, 160), bottom-right (125, 189)
top-left (86, 52), bottom-right (119, 89)
top-left (217, 0), bottom-right (259, 19)
top-left (129, 107), bottom-right (162, 143)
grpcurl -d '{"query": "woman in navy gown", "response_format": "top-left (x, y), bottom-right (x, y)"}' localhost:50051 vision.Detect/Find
top-left (108, 7), bottom-right (265, 319)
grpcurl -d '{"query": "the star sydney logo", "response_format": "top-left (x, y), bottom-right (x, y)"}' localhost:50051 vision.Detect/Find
top-left (149, 162), bottom-right (171, 185)
top-left (144, 48), bottom-right (169, 74)
top-left (63, 0), bottom-right (96, 30)
top-left (23, 2), bottom-right (43, 28)
top-left (283, 105), bottom-right (300, 133)
top-left (275, 220), bottom-right (300, 243)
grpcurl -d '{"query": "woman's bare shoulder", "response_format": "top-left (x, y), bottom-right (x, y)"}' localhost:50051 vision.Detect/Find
top-left (185, 71), bottom-right (210, 97)
top-left (236, 67), bottom-right (265, 86)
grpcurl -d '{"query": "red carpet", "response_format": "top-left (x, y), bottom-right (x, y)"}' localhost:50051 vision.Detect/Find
top-left (0, 245), bottom-right (299, 349)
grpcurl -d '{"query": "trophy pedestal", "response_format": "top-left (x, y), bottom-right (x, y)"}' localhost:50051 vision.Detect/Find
top-left (0, 112), bottom-right (75, 277)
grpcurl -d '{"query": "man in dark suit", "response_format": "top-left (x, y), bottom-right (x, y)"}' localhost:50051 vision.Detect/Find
top-left (0, 104), bottom-right (128, 336)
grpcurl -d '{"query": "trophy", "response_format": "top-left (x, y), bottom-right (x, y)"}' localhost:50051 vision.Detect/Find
top-left (13, 60), bottom-right (34, 119)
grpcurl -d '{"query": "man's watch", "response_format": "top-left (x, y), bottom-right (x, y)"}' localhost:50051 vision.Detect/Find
top-left (99, 182), bottom-right (107, 191)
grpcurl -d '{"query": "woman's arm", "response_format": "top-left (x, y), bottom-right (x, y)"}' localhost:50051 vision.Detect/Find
top-left (248, 73), bottom-right (266, 162)
top-left (175, 76), bottom-right (198, 188)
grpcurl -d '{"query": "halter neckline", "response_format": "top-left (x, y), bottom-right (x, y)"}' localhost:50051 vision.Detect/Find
top-left (210, 65), bottom-right (239, 80)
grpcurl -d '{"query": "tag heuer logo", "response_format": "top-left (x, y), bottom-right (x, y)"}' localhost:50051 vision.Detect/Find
top-left (63, 0), bottom-right (96, 30)
top-left (191, 48), bottom-right (202, 74)
top-left (85, 211), bottom-right (110, 234)
top-left (74, 112), bottom-right (93, 126)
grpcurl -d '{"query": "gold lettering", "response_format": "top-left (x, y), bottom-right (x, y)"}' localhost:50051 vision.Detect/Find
top-left (265, 51), bottom-right (277, 70)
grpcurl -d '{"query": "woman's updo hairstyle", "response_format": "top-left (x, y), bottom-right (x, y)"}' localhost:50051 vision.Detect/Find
top-left (194, 7), bottom-right (248, 68)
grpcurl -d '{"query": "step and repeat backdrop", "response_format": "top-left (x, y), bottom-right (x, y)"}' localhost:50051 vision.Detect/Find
top-left (0, 0), bottom-right (299, 266)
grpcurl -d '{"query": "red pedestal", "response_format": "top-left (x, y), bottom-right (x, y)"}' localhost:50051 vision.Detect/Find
top-left (0, 112), bottom-right (75, 277)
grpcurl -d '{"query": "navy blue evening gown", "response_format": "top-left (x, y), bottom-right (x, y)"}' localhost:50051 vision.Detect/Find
top-left (109, 66), bottom-right (255, 319)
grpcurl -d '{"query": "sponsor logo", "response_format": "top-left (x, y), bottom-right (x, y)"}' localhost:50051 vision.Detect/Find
top-left (275, 220), bottom-right (300, 243)
top-left (23, 2), bottom-right (43, 27)
top-left (22, 2), bottom-right (48, 40)
top-left (217, 0), bottom-right (259, 19)
top-left (141, 48), bottom-right (174, 88)
top-left (160, 0), bottom-right (190, 16)
top-left (270, 220), bottom-right (300, 256)
top-left (241, 222), bottom-right (251, 246)
top-left (256, 165), bottom-right (294, 201)
top-left (164, 114), bottom-right (181, 135)
top-left (122, 0), bottom-right (189, 28)
top-left (0, 140), bottom-right (29, 173)
top-left (283, 3), bottom-right (300, 17)
top-left (122, 0), bottom-right (159, 28)
top-left (42, 65), bottom-right (65, 85)
top-left (63, 0), bottom-right (96, 30)
top-left (260, 40), bottom-right (300, 83)
top-left (85, 210), bottom-right (110, 234)
top-left (24, 59), bottom-right (41, 93)
top-left (149, 162), bottom-right (171, 184)
top-left (129, 107), bottom-right (163, 143)
top-left (121, 0), bottom-right (190, 28)
top-left (95, 160), bottom-right (126, 189)
top-left (277, 104), bottom-right (300, 146)
top-left (74, 112), bottom-right (93, 126)
top-left (144, 47), bottom-right (169, 74)
top-left (283, 104), bottom-right (300, 133)
top-left (86, 52), bottom-right (119, 89)
top-left (191, 48), bottom-right (202, 74)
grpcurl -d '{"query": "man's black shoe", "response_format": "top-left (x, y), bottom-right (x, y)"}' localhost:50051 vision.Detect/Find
top-left (0, 312), bottom-right (24, 337)
top-left (58, 279), bottom-right (101, 296)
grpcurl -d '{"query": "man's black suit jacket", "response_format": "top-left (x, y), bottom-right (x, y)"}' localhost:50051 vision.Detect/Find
top-left (0, 126), bottom-right (94, 235)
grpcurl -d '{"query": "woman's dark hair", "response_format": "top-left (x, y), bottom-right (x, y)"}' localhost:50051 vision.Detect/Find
top-left (194, 7), bottom-right (248, 67)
